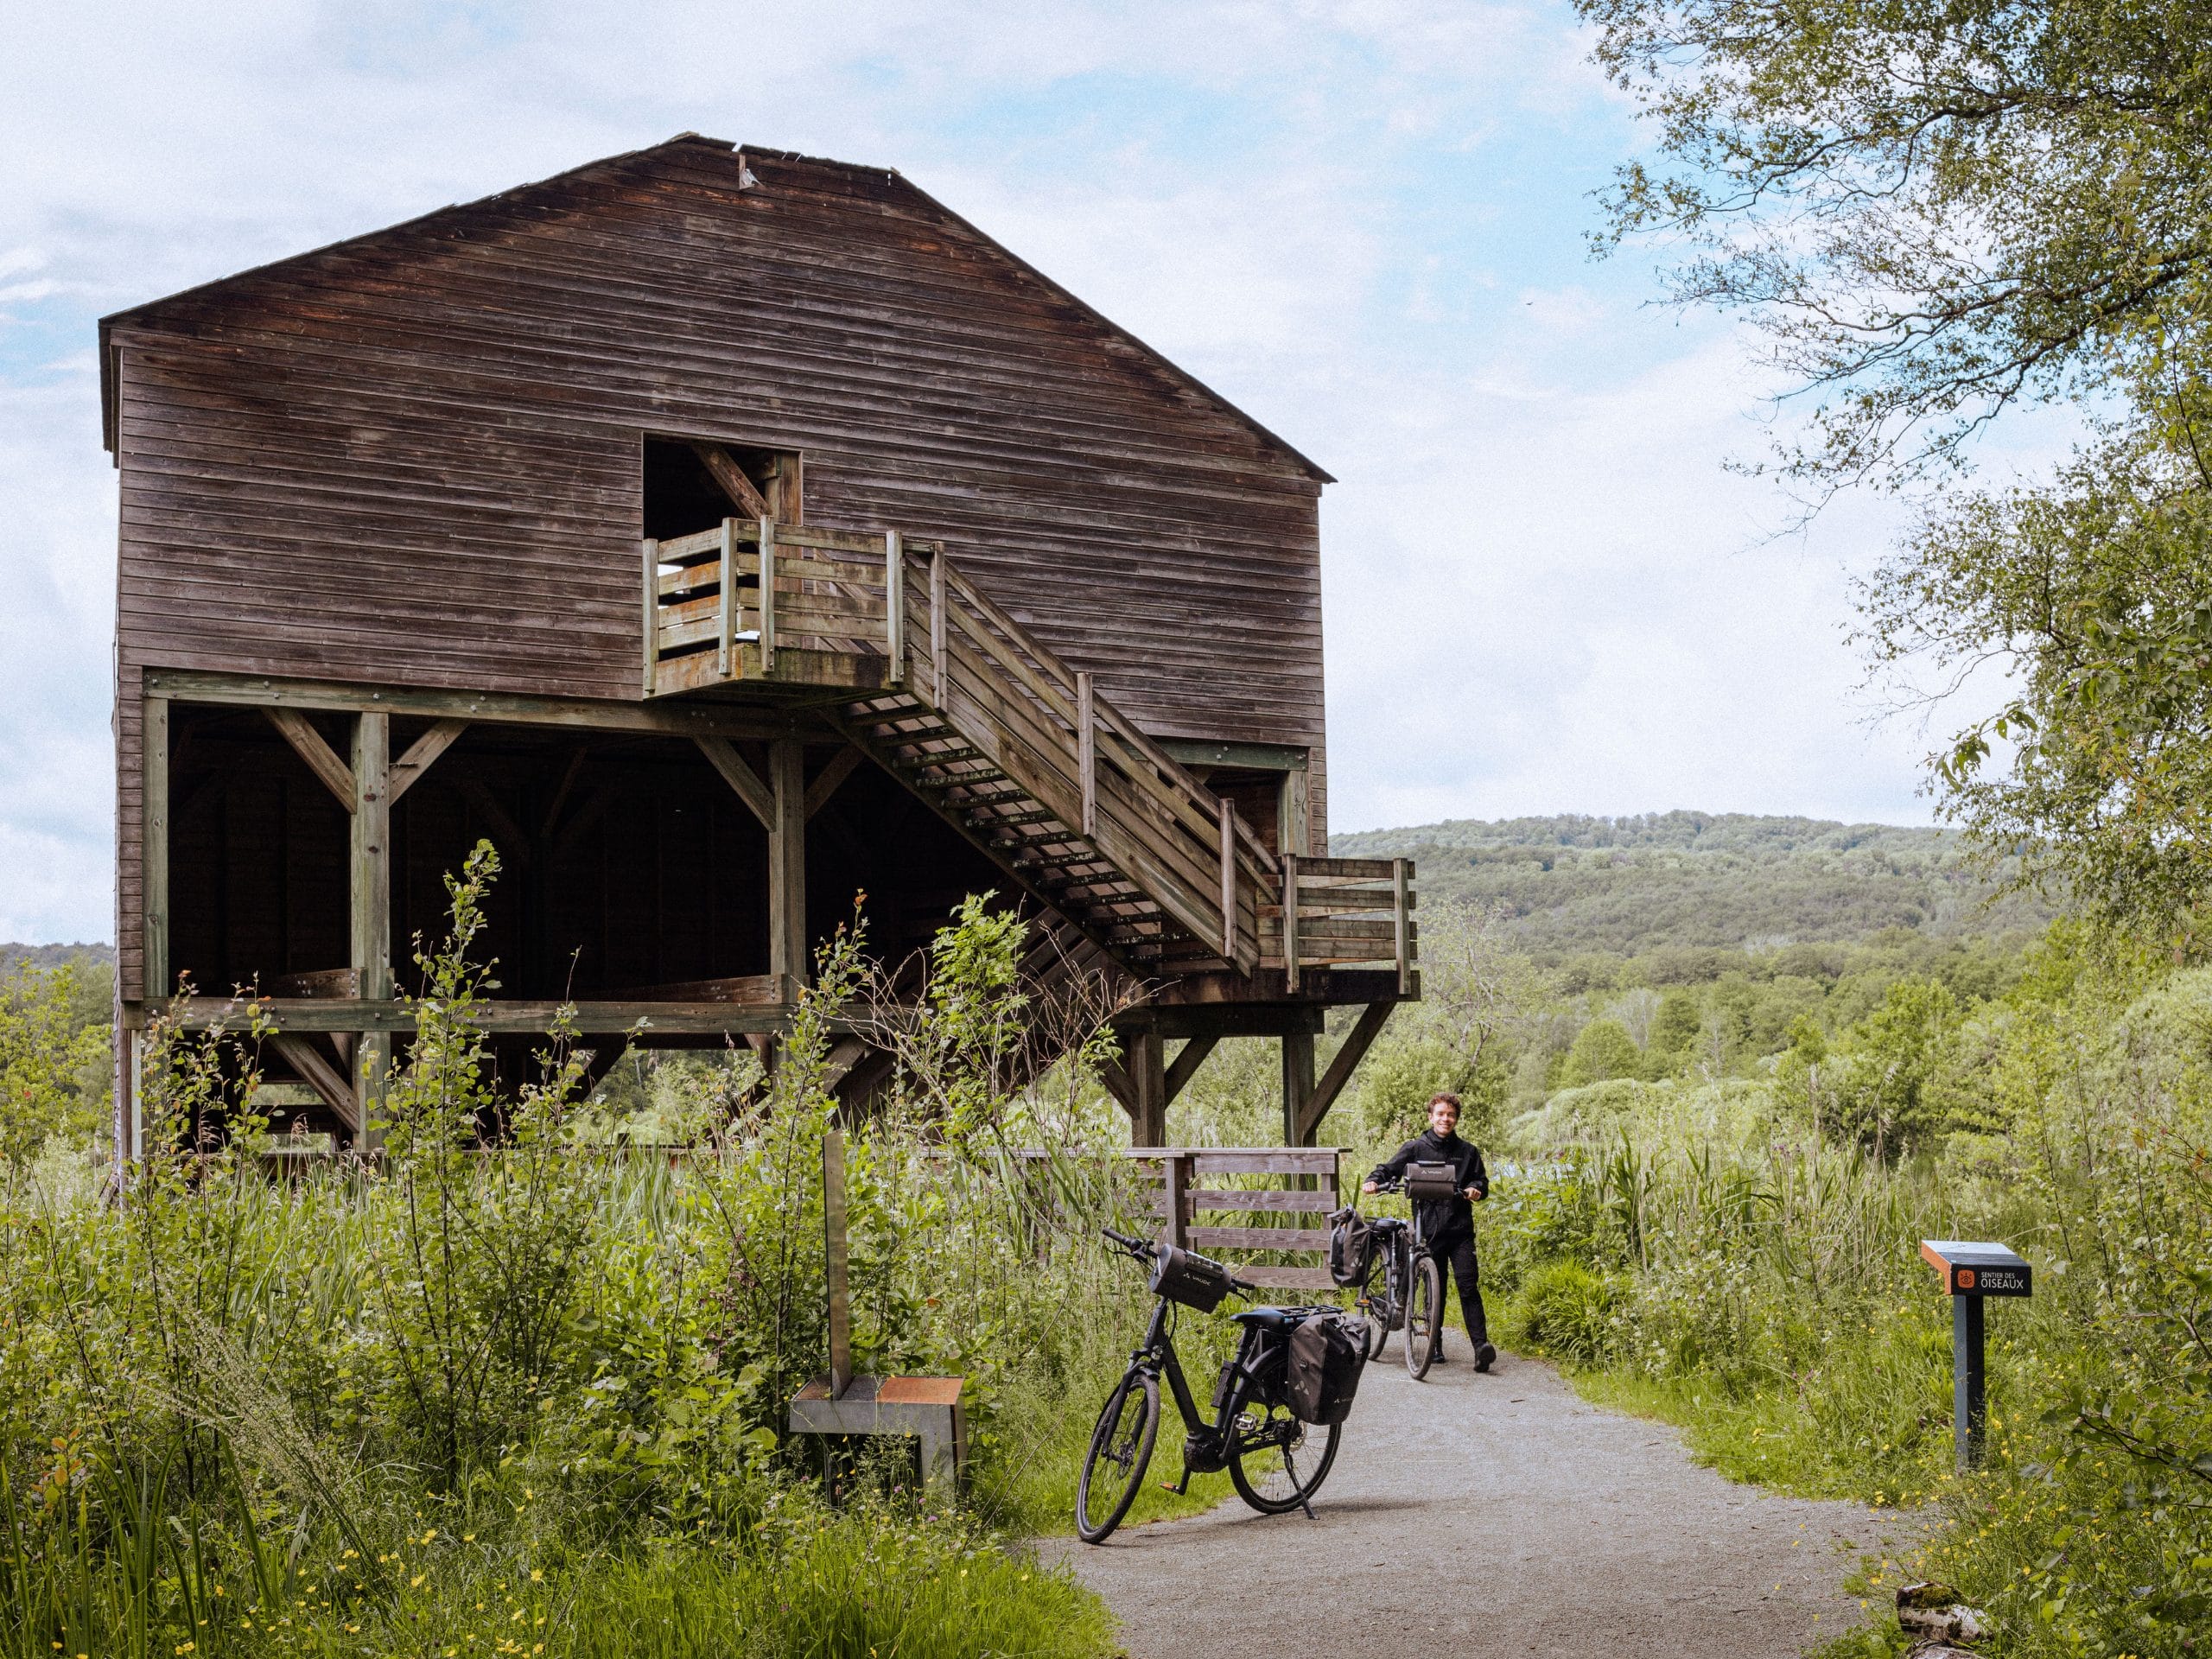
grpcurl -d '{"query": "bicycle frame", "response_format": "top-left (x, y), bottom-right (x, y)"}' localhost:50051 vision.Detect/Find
top-left (1126, 1293), bottom-right (1289, 1491)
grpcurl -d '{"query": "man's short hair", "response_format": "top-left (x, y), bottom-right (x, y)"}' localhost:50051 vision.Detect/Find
top-left (1427, 1091), bottom-right (1462, 1114)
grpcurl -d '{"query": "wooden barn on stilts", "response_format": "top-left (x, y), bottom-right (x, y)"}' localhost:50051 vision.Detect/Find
top-left (102, 136), bottom-right (1417, 1154)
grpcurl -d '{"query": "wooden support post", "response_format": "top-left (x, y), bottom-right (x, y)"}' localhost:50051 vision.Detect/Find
top-left (690, 441), bottom-right (773, 521)
top-left (716, 518), bottom-right (736, 679)
top-left (1282, 852), bottom-right (1300, 991)
top-left (640, 538), bottom-right (660, 696)
top-left (884, 530), bottom-right (906, 684)
top-left (1281, 1027), bottom-right (1317, 1148)
top-left (757, 517), bottom-right (778, 673)
top-left (1163, 1150), bottom-right (1191, 1251)
top-left (929, 549), bottom-right (947, 707)
top-left (1109, 1027), bottom-right (1169, 1147)
top-left (1394, 857), bottom-right (1413, 995)
top-left (1279, 762), bottom-right (1312, 857)
top-left (695, 736), bottom-right (775, 829)
top-left (143, 696), bottom-right (170, 1005)
top-left (768, 739), bottom-right (807, 989)
top-left (1219, 799), bottom-right (1238, 962)
top-left (1076, 671), bottom-right (1096, 837)
top-left (127, 1030), bottom-right (146, 1163)
top-left (351, 712), bottom-right (391, 1147)
top-left (824, 1128), bottom-right (854, 1399)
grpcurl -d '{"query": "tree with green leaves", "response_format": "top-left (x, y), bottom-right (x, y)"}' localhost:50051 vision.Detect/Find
top-left (1580, 0), bottom-right (2212, 942)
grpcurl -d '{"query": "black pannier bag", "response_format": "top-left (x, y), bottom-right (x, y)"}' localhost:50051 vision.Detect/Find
top-left (1283, 1311), bottom-right (1369, 1425)
top-left (1406, 1160), bottom-right (1463, 1203)
top-left (1327, 1206), bottom-right (1376, 1287)
top-left (1148, 1243), bottom-right (1235, 1313)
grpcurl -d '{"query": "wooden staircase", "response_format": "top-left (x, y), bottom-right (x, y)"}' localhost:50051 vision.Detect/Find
top-left (642, 518), bottom-right (1415, 986)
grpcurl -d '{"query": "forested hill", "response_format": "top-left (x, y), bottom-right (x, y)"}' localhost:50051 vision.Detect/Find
top-left (1331, 811), bottom-right (2050, 958)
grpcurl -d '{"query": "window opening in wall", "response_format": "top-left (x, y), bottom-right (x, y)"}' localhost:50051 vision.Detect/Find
top-left (642, 436), bottom-right (802, 540)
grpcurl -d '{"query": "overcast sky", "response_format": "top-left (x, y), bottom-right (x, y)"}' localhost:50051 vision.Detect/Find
top-left (1, 0), bottom-right (2034, 943)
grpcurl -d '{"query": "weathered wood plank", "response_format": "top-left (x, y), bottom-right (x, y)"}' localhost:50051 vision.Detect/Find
top-left (143, 696), bottom-right (170, 1003)
top-left (694, 735), bottom-right (774, 828)
top-left (804, 746), bottom-right (867, 818)
top-left (264, 707), bottom-right (355, 810)
top-left (1184, 1224), bottom-right (1332, 1253)
top-left (388, 718), bottom-right (467, 804)
top-left (689, 440), bottom-right (772, 520)
top-left (350, 711), bottom-right (391, 1145)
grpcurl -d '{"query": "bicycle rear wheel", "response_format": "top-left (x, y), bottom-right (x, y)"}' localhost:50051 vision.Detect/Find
top-left (1405, 1252), bottom-right (1443, 1380)
top-left (1076, 1370), bottom-right (1160, 1543)
top-left (1227, 1403), bottom-right (1341, 1515)
top-left (1360, 1295), bottom-right (1389, 1360)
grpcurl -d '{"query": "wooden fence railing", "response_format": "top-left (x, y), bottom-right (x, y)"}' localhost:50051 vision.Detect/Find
top-left (1133, 1146), bottom-right (1346, 1292)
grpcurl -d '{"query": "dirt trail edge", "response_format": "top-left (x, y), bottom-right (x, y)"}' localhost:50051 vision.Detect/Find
top-left (1046, 1341), bottom-right (1913, 1657)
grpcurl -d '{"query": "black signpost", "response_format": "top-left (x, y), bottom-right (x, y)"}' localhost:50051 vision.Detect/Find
top-left (1920, 1240), bottom-right (2031, 1469)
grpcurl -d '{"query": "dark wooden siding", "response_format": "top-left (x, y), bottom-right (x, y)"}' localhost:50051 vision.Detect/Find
top-left (110, 142), bottom-right (1329, 997)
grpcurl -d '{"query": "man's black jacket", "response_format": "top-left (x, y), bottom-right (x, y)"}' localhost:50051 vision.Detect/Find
top-left (1369, 1129), bottom-right (1490, 1240)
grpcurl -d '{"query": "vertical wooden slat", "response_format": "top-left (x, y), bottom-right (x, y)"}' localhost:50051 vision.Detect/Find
top-left (1394, 856), bottom-right (1412, 995)
top-left (351, 711), bottom-right (391, 1147)
top-left (757, 516), bottom-right (778, 673)
top-left (1279, 760), bottom-right (1312, 857)
top-left (128, 1030), bottom-right (146, 1163)
top-left (823, 1128), bottom-right (853, 1398)
top-left (929, 547), bottom-right (948, 707)
top-left (639, 538), bottom-right (660, 696)
top-left (715, 518), bottom-right (735, 679)
top-left (1219, 799), bottom-right (1237, 961)
top-left (1165, 1151), bottom-right (1190, 1251)
top-left (1282, 852), bottom-right (1300, 991)
top-left (142, 696), bottom-right (169, 1005)
top-left (767, 738), bottom-right (806, 988)
top-left (884, 529), bottom-right (906, 683)
top-left (1076, 671), bottom-right (1096, 837)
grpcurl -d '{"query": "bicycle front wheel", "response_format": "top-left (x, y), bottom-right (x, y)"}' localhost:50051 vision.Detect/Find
top-left (1075, 1369), bottom-right (1160, 1543)
top-left (1405, 1252), bottom-right (1443, 1380)
top-left (1228, 1403), bottom-right (1342, 1515)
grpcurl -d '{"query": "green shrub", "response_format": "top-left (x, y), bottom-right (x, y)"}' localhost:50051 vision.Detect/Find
top-left (1503, 1258), bottom-right (1621, 1365)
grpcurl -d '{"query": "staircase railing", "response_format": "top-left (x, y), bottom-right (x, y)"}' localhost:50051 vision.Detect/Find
top-left (641, 518), bottom-right (1413, 988)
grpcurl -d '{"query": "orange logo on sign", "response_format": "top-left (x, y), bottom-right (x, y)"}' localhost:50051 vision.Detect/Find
top-left (1958, 1268), bottom-right (1977, 1289)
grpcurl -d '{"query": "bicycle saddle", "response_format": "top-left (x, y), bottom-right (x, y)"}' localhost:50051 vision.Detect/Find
top-left (1231, 1306), bottom-right (1302, 1330)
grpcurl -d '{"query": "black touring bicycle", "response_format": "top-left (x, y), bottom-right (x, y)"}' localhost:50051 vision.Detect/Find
top-left (1076, 1229), bottom-right (1368, 1543)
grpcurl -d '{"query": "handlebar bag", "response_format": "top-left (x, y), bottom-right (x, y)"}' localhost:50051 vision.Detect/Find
top-left (1149, 1243), bottom-right (1234, 1313)
top-left (1406, 1160), bottom-right (1463, 1203)
top-left (1284, 1311), bottom-right (1370, 1425)
top-left (1328, 1211), bottom-right (1376, 1287)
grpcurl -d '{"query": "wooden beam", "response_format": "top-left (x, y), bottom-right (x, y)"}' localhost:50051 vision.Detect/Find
top-left (1219, 799), bottom-right (1239, 963)
top-left (1282, 853), bottom-right (1301, 991)
top-left (540, 745), bottom-right (590, 837)
top-left (640, 538), bottom-right (660, 696)
top-left (163, 997), bottom-right (807, 1036)
top-left (1300, 1001), bottom-right (1394, 1143)
top-left (351, 713), bottom-right (392, 1147)
top-left (144, 670), bottom-right (813, 741)
top-left (884, 530), bottom-right (906, 684)
top-left (1394, 857), bottom-right (1413, 996)
top-left (143, 696), bottom-right (170, 1005)
top-left (1096, 1052), bottom-right (1138, 1116)
top-left (695, 735), bottom-right (775, 829)
top-left (805, 747), bottom-right (866, 819)
top-left (264, 707), bottom-right (354, 810)
top-left (929, 549), bottom-right (948, 706)
top-left (689, 441), bottom-right (772, 520)
top-left (1163, 1033), bottom-right (1218, 1104)
top-left (388, 719), bottom-right (467, 804)
top-left (269, 1033), bottom-right (359, 1135)
top-left (717, 518), bottom-right (737, 678)
top-left (769, 739), bottom-right (808, 987)
top-left (1281, 1027), bottom-right (1316, 1148)
top-left (1077, 671), bottom-right (1096, 838)
top-left (454, 775), bottom-right (533, 867)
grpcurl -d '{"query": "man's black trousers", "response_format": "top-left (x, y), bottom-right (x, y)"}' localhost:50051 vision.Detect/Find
top-left (1427, 1224), bottom-right (1488, 1346)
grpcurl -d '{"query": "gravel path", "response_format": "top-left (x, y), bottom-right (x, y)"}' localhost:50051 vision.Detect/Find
top-left (1048, 1336), bottom-right (1913, 1658)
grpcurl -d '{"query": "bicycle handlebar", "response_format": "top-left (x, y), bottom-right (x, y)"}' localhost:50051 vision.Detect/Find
top-left (1099, 1227), bottom-right (1259, 1299)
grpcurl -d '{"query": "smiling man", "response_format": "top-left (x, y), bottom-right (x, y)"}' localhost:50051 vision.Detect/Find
top-left (1364, 1090), bottom-right (1497, 1371)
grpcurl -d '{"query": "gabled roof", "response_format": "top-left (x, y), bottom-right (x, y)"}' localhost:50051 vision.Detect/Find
top-left (98, 134), bottom-right (1332, 482)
